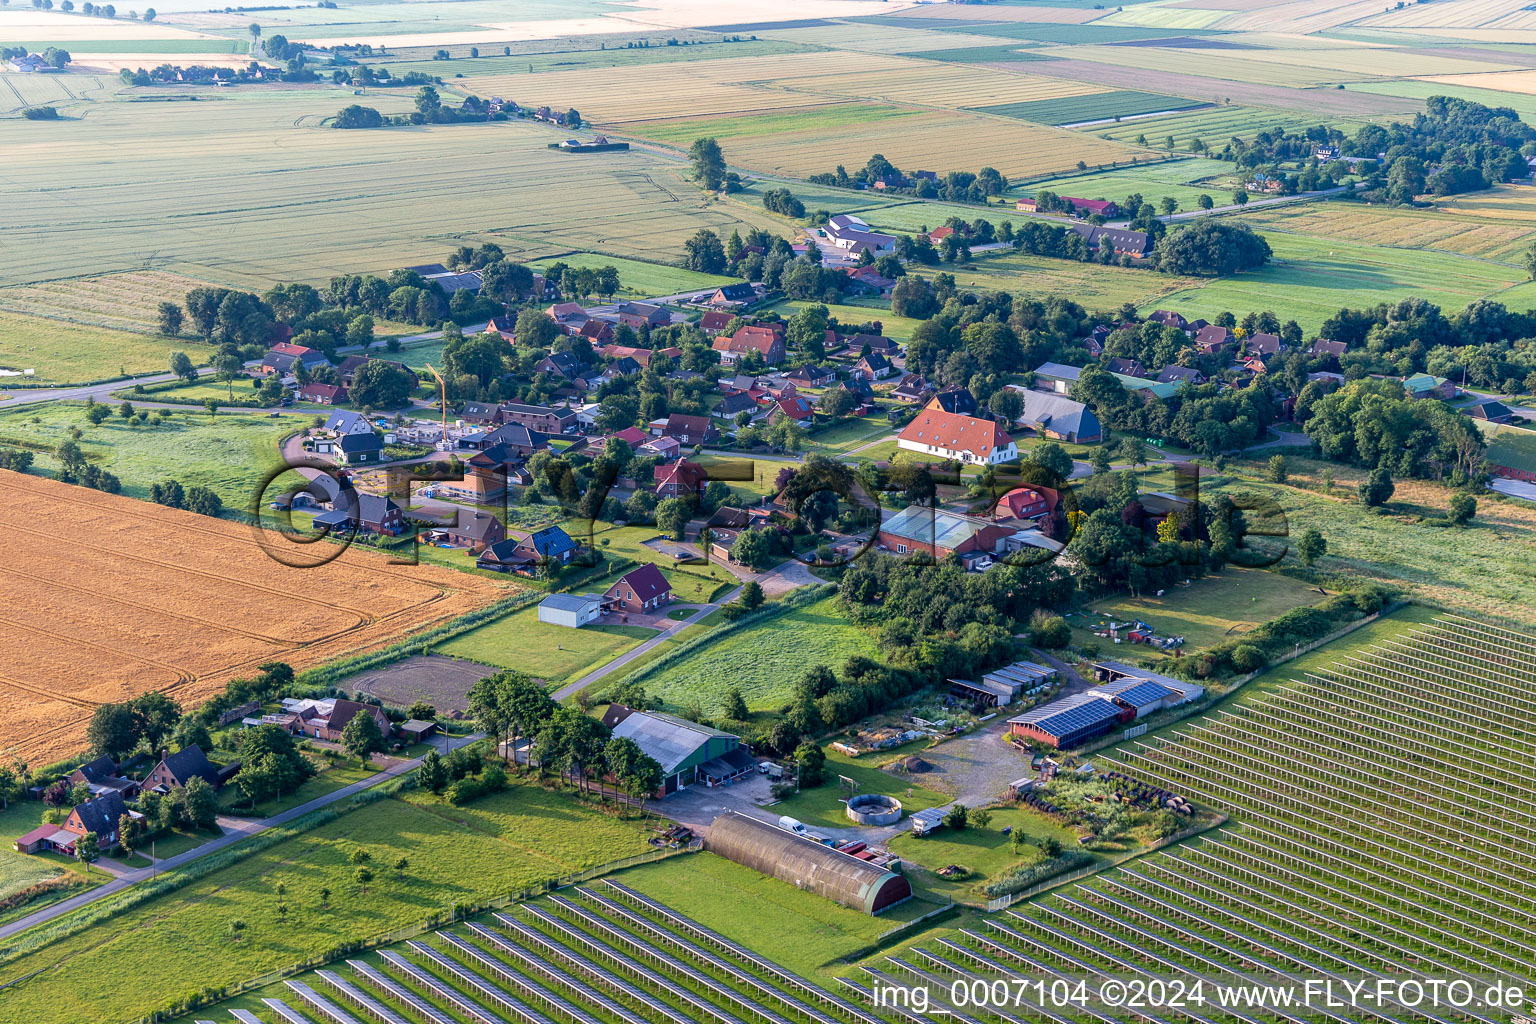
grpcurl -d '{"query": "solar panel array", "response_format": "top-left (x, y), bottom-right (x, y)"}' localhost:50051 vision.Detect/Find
top-left (198, 884), bottom-right (930, 1024)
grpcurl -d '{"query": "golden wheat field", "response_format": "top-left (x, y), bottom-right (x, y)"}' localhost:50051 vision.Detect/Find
top-left (0, 471), bottom-right (513, 764)
top-left (1243, 199), bottom-right (1536, 261)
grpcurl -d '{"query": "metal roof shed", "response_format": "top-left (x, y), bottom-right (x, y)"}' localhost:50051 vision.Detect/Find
top-left (706, 812), bottom-right (912, 915)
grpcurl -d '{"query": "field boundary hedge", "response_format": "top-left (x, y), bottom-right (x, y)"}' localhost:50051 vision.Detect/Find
top-left (597, 583), bottom-right (836, 699)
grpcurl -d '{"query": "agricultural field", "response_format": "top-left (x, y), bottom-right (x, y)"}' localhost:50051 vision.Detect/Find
top-left (746, 61), bottom-right (1109, 110)
top-left (0, 782), bottom-right (657, 1024)
top-left (528, 253), bottom-right (738, 298)
top-left (0, 92), bottom-right (781, 287)
top-left (636, 593), bottom-right (879, 714)
top-left (1087, 103), bottom-right (1368, 147)
top-left (0, 402), bottom-right (297, 505)
top-left (1204, 455), bottom-right (1536, 623)
top-left (972, 89), bottom-right (1206, 126)
top-left (0, 471), bottom-right (509, 765)
top-left (1066, 568), bottom-right (1329, 658)
top-left (0, 270), bottom-right (217, 335)
top-left (1240, 198), bottom-right (1536, 263)
top-left (940, 249), bottom-right (1204, 312)
top-left (626, 103), bottom-right (922, 145)
top-left (0, 312), bottom-right (189, 385)
top-left (435, 604), bottom-right (656, 684)
top-left (1013, 157), bottom-right (1238, 209)
top-left (1149, 224), bottom-right (1527, 331)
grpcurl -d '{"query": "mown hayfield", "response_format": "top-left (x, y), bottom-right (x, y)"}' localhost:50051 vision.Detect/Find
top-left (706, 109), bottom-right (1140, 181)
top-left (1357, 0), bottom-right (1531, 29)
top-left (640, 594), bottom-right (878, 714)
top-left (1209, 0), bottom-right (1412, 34)
top-left (911, 250), bottom-right (1202, 312)
top-left (896, 43), bottom-right (1053, 63)
top-left (528, 253), bottom-right (737, 298)
top-left (973, 89), bottom-right (1205, 125)
top-left (1088, 104), bottom-right (1366, 147)
top-left (384, 37), bottom-right (809, 78)
top-left (1015, 157), bottom-right (1236, 209)
top-left (0, 471), bottom-right (508, 765)
top-left (1349, 77), bottom-right (1536, 116)
top-left (1243, 201), bottom-right (1535, 262)
top-left (1148, 226), bottom-right (1523, 330)
top-left (1096, 5), bottom-right (1235, 29)
top-left (435, 605), bottom-right (656, 684)
top-left (942, 21), bottom-right (1228, 43)
top-left (0, 785), bottom-right (653, 1024)
top-left (764, 62), bottom-right (1108, 109)
top-left (0, 312), bottom-right (189, 383)
top-left (1418, 68), bottom-right (1536, 97)
top-left (0, 93), bottom-right (780, 286)
top-left (0, 270), bottom-right (217, 335)
top-left (626, 102), bottom-right (920, 144)
top-left (756, 23), bottom-right (1020, 54)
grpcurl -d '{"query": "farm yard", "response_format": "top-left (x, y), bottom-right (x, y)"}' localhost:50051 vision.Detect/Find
top-left (0, 471), bottom-right (509, 765)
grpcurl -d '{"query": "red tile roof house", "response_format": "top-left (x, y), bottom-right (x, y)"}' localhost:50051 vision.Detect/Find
top-left (654, 458), bottom-right (708, 499)
top-left (1244, 332), bottom-right (1286, 358)
top-left (1193, 325), bottom-right (1236, 356)
top-left (16, 791), bottom-right (143, 855)
top-left (897, 409), bottom-right (1019, 466)
top-left (993, 485), bottom-right (1051, 521)
top-left (712, 325), bottom-right (786, 365)
top-left (698, 311), bottom-right (736, 335)
top-left (298, 382), bottom-right (348, 406)
top-left (604, 563), bottom-right (672, 613)
top-left (285, 699), bottom-right (393, 743)
top-left (774, 394), bottom-right (815, 421)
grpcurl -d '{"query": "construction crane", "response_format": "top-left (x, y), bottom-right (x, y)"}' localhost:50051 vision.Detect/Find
top-left (425, 363), bottom-right (448, 449)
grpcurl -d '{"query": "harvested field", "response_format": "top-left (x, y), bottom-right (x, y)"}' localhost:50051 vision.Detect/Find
top-left (1055, 44), bottom-right (1362, 86)
top-left (1241, 201), bottom-right (1535, 262)
top-left (972, 88), bottom-right (1205, 124)
top-left (0, 270), bottom-right (214, 335)
top-left (1087, 104), bottom-right (1366, 147)
top-left (1358, 0), bottom-right (1533, 29)
top-left (745, 61), bottom-right (1107, 109)
top-left (340, 653), bottom-right (499, 714)
top-left (1096, 5), bottom-right (1233, 28)
top-left (0, 471), bottom-right (512, 764)
top-left (0, 10), bottom-right (222, 41)
top-left (895, 43), bottom-right (1053, 63)
top-left (1020, 57), bottom-right (1425, 113)
top-left (1418, 68), bottom-right (1536, 96)
top-left (657, 108), bottom-right (1140, 180)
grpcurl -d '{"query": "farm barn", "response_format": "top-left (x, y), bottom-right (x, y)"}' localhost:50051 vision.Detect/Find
top-left (704, 811), bottom-right (912, 916)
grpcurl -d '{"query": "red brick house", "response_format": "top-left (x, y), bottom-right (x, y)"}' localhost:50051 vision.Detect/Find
top-left (297, 383), bottom-right (348, 406)
top-left (774, 395), bottom-right (815, 421)
top-left (661, 413), bottom-right (718, 446)
top-left (713, 325), bottom-right (786, 366)
top-left (142, 743), bottom-right (234, 794)
top-left (654, 458), bottom-right (707, 499)
top-left (605, 563), bottom-right (672, 613)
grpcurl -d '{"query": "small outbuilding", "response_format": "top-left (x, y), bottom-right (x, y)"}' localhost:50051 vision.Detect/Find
top-left (537, 593), bottom-right (605, 628)
top-left (705, 811), bottom-right (912, 915)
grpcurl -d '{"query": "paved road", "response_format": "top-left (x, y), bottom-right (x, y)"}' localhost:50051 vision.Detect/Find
top-left (0, 732), bottom-right (481, 941)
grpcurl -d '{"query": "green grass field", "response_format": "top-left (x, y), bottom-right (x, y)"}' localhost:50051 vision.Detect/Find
top-left (887, 804), bottom-right (1082, 899)
top-left (807, 416), bottom-right (896, 455)
top-left (765, 298), bottom-right (925, 340)
top-left (0, 803), bottom-right (98, 925)
top-left (1150, 225), bottom-right (1525, 332)
top-left (1014, 157), bottom-right (1236, 208)
top-left (939, 248), bottom-right (1202, 312)
top-left (381, 37), bottom-right (808, 78)
top-left (941, 22), bottom-right (1223, 43)
top-left (640, 594), bottom-right (878, 713)
top-left (528, 253), bottom-right (739, 298)
top-left (435, 605), bottom-right (656, 683)
top-left (0, 783), bottom-right (655, 1024)
top-left (618, 852), bottom-right (939, 979)
top-left (973, 91), bottom-right (1205, 126)
top-left (767, 743), bottom-right (949, 831)
top-left (0, 312), bottom-right (191, 385)
top-left (0, 403), bottom-right (294, 507)
top-left (219, 757), bottom-right (382, 817)
top-left (1067, 568), bottom-right (1328, 658)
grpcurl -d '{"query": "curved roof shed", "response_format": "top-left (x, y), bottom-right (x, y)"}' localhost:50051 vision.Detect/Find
top-left (705, 812), bottom-right (912, 915)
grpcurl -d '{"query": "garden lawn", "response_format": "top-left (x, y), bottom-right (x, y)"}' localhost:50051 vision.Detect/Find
top-left (435, 604), bottom-right (656, 683)
top-left (765, 299), bottom-right (926, 341)
top-left (581, 522), bottom-right (742, 597)
top-left (768, 744), bottom-right (949, 831)
top-left (219, 757), bottom-right (381, 817)
top-left (807, 417), bottom-right (897, 455)
top-left (529, 254), bottom-right (738, 299)
top-left (0, 312), bottom-right (188, 385)
top-left (115, 378), bottom-right (268, 407)
top-left (0, 403), bottom-right (295, 507)
top-left (618, 852), bottom-right (937, 980)
top-left (640, 594), bottom-right (878, 714)
top-left (887, 805), bottom-right (1082, 900)
top-left (0, 784), bottom-right (654, 1024)
top-left (0, 803), bottom-right (98, 924)
top-left (1068, 568), bottom-right (1326, 656)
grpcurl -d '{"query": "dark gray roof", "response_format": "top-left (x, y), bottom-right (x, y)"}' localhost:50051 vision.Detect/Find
top-left (705, 812), bottom-right (911, 916)
top-left (157, 743), bottom-right (219, 787)
top-left (1015, 389), bottom-right (1100, 438)
top-left (338, 432), bottom-right (383, 453)
top-left (71, 791), bottom-right (129, 836)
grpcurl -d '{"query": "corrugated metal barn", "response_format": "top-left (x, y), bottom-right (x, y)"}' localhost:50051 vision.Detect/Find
top-left (705, 812), bottom-right (912, 915)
